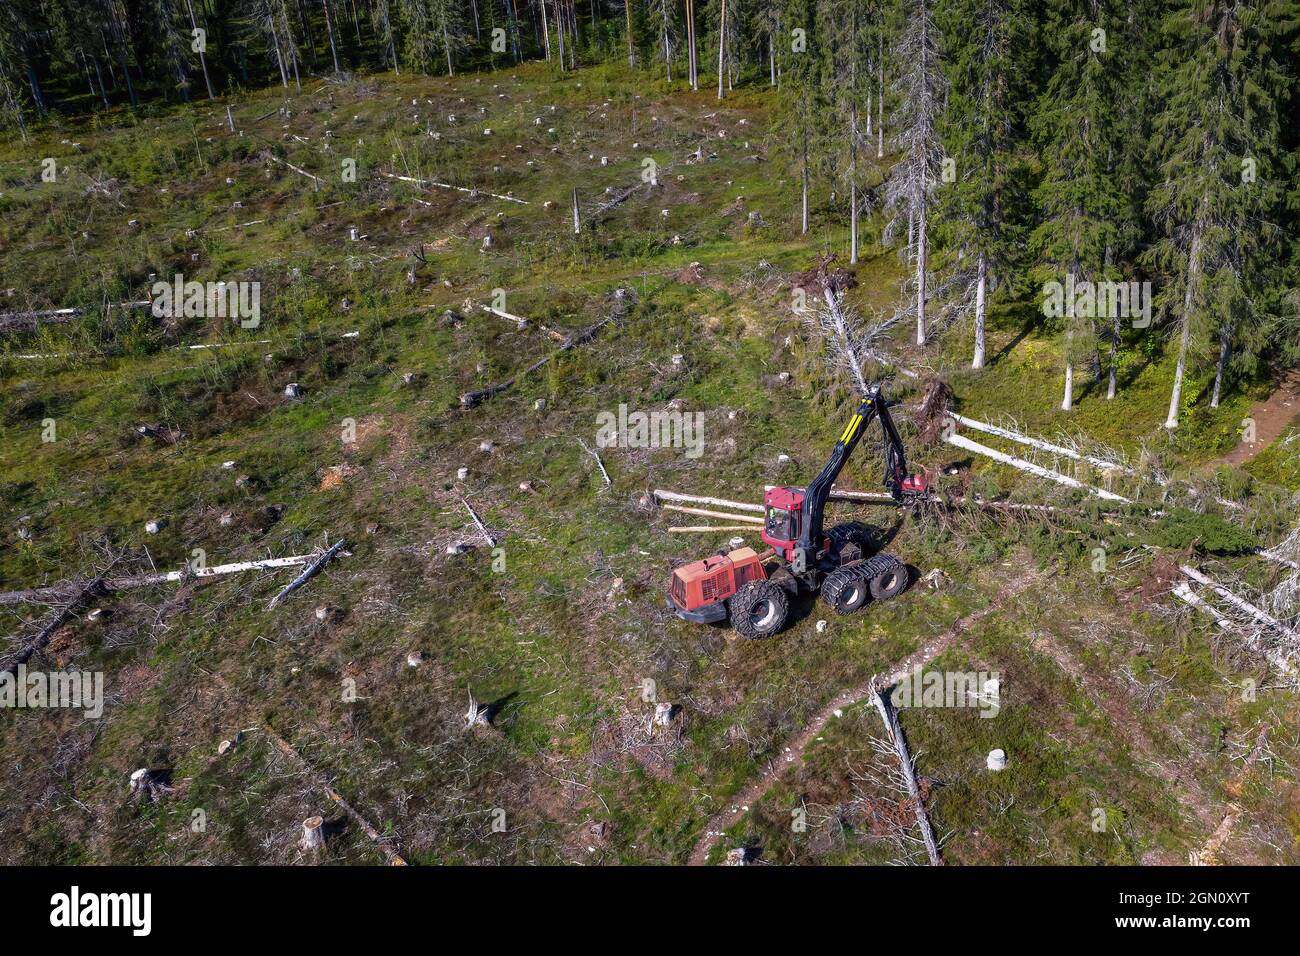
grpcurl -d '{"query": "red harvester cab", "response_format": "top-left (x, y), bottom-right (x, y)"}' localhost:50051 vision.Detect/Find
top-left (761, 486), bottom-right (804, 559)
top-left (668, 547), bottom-right (766, 621)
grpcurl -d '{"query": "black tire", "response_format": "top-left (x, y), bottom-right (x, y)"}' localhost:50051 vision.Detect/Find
top-left (729, 580), bottom-right (789, 639)
top-left (820, 568), bottom-right (870, 614)
top-left (868, 557), bottom-right (908, 601)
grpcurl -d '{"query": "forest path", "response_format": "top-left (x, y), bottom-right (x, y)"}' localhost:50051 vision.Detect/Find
top-left (685, 567), bottom-right (1042, 866)
top-left (1220, 370), bottom-right (1300, 467)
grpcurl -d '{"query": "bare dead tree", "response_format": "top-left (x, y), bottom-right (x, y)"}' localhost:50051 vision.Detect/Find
top-left (881, 0), bottom-right (946, 346)
top-left (868, 685), bottom-right (942, 864)
top-left (807, 287), bottom-right (901, 396)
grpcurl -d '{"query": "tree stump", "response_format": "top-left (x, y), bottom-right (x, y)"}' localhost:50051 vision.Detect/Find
top-left (300, 816), bottom-right (326, 854)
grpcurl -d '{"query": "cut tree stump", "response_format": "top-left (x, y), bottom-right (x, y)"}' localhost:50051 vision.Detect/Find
top-left (300, 816), bottom-right (326, 854)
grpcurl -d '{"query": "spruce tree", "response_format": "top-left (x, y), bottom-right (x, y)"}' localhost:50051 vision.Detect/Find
top-left (1146, 0), bottom-right (1286, 428)
top-left (1028, 0), bottom-right (1125, 410)
top-left (936, 0), bottom-right (1030, 368)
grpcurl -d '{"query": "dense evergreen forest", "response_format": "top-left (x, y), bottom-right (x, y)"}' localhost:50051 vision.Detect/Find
top-left (2, 0), bottom-right (1297, 421)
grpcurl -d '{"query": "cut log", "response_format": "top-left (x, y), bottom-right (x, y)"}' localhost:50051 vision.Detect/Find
top-left (668, 525), bottom-right (759, 533)
top-left (654, 489), bottom-right (765, 513)
top-left (764, 484), bottom-right (896, 504)
top-left (661, 504), bottom-right (764, 524)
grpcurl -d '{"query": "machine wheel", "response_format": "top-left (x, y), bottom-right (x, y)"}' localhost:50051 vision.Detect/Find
top-left (729, 581), bottom-right (789, 639)
top-left (867, 556), bottom-right (909, 601)
top-left (820, 568), bottom-right (870, 615)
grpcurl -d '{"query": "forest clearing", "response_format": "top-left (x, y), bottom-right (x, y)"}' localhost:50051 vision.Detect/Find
top-left (0, 0), bottom-right (1298, 880)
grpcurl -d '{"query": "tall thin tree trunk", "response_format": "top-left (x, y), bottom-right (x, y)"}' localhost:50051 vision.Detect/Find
top-left (685, 0), bottom-right (696, 88)
top-left (542, 0), bottom-right (552, 59)
top-left (509, 0), bottom-right (522, 62)
top-left (801, 129), bottom-right (809, 234)
top-left (626, 0), bottom-right (635, 68)
top-left (876, 36), bottom-right (883, 158)
top-left (185, 0), bottom-right (215, 98)
top-left (973, 251), bottom-right (987, 368)
top-left (916, 200), bottom-right (927, 345)
top-left (270, 19), bottom-right (289, 88)
top-left (1211, 323), bottom-right (1232, 408)
top-left (1107, 311), bottom-right (1119, 399)
top-left (849, 9), bottom-right (858, 264)
top-left (716, 0), bottom-right (726, 99)
top-left (1166, 231), bottom-right (1202, 429)
top-left (322, 0), bottom-right (341, 74)
top-left (555, 0), bottom-right (566, 70)
top-left (26, 63), bottom-right (47, 115)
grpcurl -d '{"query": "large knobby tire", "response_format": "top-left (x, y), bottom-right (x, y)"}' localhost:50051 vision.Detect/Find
top-left (820, 568), bottom-right (870, 615)
top-left (729, 580), bottom-right (789, 639)
top-left (868, 557), bottom-right (909, 601)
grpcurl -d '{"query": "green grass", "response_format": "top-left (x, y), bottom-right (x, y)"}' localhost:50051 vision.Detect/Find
top-left (2, 62), bottom-right (1298, 866)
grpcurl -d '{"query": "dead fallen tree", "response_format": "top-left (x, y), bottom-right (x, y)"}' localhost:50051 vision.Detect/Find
top-left (576, 438), bottom-right (612, 487)
top-left (1179, 566), bottom-right (1298, 640)
top-left (946, 432), bottom-right (1131, 503)
top-left (460, 499), bottom-right (497, 546)
top-left (460, 294), bottom-right (626, 408)
top-left (480, 304), bottom-right (567, 341)
top-left (869, 685), bottom-right (942, 865)
top-left (0, 552), bottom-right (342, 607)
top-left (261, 721), bottom-right (407, 865)
top-left (0, 300), bottom-right (152, 333)
top-left (265, 152), bottom-right (324, 187)
top-left (1, 571), bottom-right (111, 675)
top-left (1175, 566), bottom-right (1299, 677)
top-left (948, 413), bottom-right (1134, 475)
top-left (267, 539), bottom-right (348, 609)
top-left (382, 171), bottom-right (528, 204)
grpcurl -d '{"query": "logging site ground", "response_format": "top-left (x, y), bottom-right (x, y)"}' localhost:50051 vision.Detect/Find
top-left (2, 63), bottom-right (1299, 867)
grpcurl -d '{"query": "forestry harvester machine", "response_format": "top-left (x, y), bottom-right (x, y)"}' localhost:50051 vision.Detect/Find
top-left (667, 382), bottom-right (928, 638)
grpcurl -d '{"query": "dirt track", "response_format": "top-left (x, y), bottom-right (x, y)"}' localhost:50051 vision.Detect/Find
top-left (1221, 370), bottom-right (1300, 466)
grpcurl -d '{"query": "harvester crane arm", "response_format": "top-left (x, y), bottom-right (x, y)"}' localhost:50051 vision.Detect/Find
top-left (798, 382), bottom-right (912, 547)
top-left (761, 382), bottom-right (925, 572)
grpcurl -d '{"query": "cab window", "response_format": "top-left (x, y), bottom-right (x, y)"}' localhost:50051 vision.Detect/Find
top-left (765, 507), bottom-right (796, 541)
